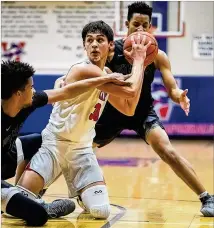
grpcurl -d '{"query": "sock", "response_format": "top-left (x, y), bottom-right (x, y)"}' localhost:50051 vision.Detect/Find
top-left (6, 193), bottom-right (48, 226)
top-left (199, 191), bottom-right (209, 199)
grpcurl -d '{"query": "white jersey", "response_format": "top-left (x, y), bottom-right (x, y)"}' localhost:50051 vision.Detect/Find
top-left (45, 60), bottom-right (109, 147)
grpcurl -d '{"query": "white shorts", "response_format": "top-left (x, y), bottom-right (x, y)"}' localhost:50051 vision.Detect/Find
top-left (28, 129), bottom-right (104, 198)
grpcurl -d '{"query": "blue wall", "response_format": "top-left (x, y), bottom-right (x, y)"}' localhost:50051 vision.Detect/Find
top-left (21, 75), bottom-right (214, 136)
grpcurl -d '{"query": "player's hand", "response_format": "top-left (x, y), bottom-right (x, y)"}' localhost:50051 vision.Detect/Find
top-left (124, 34), bottom-right (151, 62)
top-left (109, 73), bottom-right (132, 86)
top-left (179, 89), bottom-right (190, 116)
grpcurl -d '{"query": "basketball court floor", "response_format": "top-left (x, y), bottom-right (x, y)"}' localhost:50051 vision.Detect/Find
top-left (2, 138), bottom-right (214, 227)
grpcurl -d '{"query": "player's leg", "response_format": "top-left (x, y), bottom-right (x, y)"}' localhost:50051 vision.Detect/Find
top-left (137, 108), bottom-right (214, 216)
top-left (147, 127), bottom-right (206, 194)
top-left (65, 148), bottom-right (110, 219)
top-left (17, 141), bottom-right (76, 218)
top-left (17, 145), bottom-right (58, 197)
top-left (80, 182), bottom-right (110, 219)
top-left (147, 127), bottom-right (213, 216)
top-left (1, 180), bottom-right (48, 226)
top-left (15, 133), bottom-right (43, 184)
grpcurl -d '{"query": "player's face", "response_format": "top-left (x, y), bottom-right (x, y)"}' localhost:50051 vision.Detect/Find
top-left (126, 13), bottom-right (151, 36)
top-left (84, 33), bottom-right (112, 64)
top-left (19, 77), bottom-right (35, 108)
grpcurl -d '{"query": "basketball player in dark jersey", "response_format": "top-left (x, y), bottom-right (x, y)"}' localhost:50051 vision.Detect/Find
top-left (94, 2), bottom-right (214, 217)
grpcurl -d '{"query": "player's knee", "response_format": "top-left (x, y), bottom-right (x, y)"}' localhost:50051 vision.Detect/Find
top-left (159, 146), bottom-right (180, 165)
top-left (90, 204), bottom-right (111, 219)
top-left (26, 204), bottom-right (48, 226)
top-left (81, 184), bottom-right (111, 219)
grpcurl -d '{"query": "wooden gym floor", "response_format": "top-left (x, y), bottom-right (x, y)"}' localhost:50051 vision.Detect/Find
top-left (2, 138), bottom-right (214, 228)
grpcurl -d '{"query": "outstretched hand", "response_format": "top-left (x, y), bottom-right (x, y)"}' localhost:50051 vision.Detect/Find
top-left (179, 89), bottom-right (190, 116)
top-left (124, 33), bottom-right (151, 62)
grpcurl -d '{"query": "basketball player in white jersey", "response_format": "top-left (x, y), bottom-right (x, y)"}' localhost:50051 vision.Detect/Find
top-left (16, 20), bottom-right (151, 219)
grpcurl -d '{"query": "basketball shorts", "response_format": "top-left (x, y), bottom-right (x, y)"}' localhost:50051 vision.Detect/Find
top-left (2, 134), bottom-right (42, 180)
top-left (94, 106), bottom-right (165, 148)
top-left (27, 129), bottom-right (104, 198)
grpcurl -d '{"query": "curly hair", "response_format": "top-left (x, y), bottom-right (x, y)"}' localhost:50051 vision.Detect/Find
top-left (1, 60), bottom-right (35, 99)
top-left (127, 2), bottom-right (153, 22)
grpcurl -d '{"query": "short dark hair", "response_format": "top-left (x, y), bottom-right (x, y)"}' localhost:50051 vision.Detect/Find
top-left (82, 20), bottom-right (114, 43)
top-left (127, 2), bottom-right (153, 22)
top-left (1, 60), bottom-right (35, 99)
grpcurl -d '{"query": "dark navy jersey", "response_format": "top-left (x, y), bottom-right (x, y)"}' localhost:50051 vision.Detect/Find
top-left (103, 38), bottom-right (157, 120)
top-left (1, 91), bottom-right (48, 178)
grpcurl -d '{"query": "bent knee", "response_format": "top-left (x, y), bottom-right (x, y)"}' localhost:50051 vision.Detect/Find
top-left (81, 184), bottom-right (110, 219)
top-left (90, 204), bottom-right (111, 219)
top-left (163, 150), bottom-right (182, 166)
top-left (155, 145), bottom-right (179, 164)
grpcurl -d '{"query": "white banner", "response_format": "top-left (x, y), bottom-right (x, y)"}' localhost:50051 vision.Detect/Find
top-left (1, 1), bottom-right (116, 74)
top-left (192, 34), bottom-right (214, 60)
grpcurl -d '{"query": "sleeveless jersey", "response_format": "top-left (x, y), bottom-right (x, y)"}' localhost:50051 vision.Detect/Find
top-left (45, 60), bottom-right (109, 147)
top-left (104, 38), bottom-right (156, 119)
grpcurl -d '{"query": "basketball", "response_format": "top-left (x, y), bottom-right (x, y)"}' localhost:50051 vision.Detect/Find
top-left (123, 31), bottom-right (158, 66)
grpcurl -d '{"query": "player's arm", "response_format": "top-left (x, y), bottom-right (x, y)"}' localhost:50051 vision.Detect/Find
top-left (69, 60), bottom-right (144, 100)
top-left (97, 59), bottom-right (144, 99)
top-left (104, 65), bottom-right (145, 116)
top-left (65, 64), bottom-right (137, 99)
top-left (44, 70), bottom-right (130, 104)
top-left (98, 35), bottom-right (150, 103)
top-left (100, 35), bottom-right (150, 116)
top-left (155, 50), bottom-right (190, 116)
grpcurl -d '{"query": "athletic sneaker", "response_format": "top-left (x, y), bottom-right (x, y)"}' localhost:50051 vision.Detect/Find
top-left (38, 199), bottom-right (76, 218)
top-left (200, 194), bottom-right (214, 217)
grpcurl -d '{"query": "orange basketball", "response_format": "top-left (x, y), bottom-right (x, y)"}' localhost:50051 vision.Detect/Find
top-left (123, 31), bottom-right (158, 66)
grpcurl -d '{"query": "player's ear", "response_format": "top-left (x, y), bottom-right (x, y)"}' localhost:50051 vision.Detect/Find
top-left (83, 41), bottom-right (86, 50)
top-left (109, 41), bottom-right (115, 52)
top-left (108, 41), bottom-right (115, 61)
top-left (16, 90), bottom-right (22, 97)
top-left (149, 23), bottom-right (152, 29)
top-left (125, 20), bottom-right (129, 28)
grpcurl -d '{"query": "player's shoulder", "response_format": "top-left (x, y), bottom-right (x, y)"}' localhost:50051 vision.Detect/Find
top-left (157, 49), bottom-right (168, 58)
top-left (157, 49), bottom-right (167, 57)
top-left (67, 60), bottom-right (103, 81)
top-left (154, 49), bottom-right (170, 69)
top-left (72, 62), bottom-right (101, 74)
top-left (70, 59), bottom-right (91, 70)
top-left (155, 49), bottom-right (169, 63)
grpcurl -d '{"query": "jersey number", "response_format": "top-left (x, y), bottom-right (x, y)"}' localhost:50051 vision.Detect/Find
top-left (89, 103), bottom-right (101, 121)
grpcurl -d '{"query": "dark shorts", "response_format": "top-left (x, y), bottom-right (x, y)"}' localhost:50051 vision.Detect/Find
top-left (94, 107), bottom-right (165, 148)
top-left (2, 133), bottom-right (42, 180)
